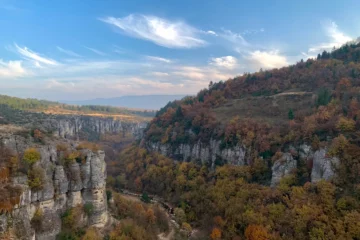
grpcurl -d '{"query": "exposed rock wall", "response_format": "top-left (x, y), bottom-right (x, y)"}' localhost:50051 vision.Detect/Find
top-left (36, 116), bottom-right (147, 140)
top-left (147, 139), bottom-right (247, 168)
top-left (0, 134), bottom-right (108, 240)
top-left (270, 153), bottom-right (297, 187)
top-left (147, 140), bottom-right (339, 185)
top-left (311, 148), bottom-right (339, 183)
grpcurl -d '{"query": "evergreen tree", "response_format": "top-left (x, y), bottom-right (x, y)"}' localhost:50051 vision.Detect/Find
top-left (288, 109), bottom-right (294, 120)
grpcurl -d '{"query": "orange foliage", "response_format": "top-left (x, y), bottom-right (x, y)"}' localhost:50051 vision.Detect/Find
top-left (210, 227), bottom-right (222, 240)
top-left (245, 224), bottom-right (270, 240)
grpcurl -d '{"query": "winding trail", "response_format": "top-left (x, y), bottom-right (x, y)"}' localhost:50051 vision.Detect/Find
top-left (117, 190), bottom-right (177, 240)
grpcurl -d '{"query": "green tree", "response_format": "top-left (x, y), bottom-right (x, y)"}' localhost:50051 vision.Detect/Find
top-left (288, 109), bottom-right (294, 120)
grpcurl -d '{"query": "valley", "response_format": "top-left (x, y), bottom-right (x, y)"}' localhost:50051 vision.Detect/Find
top-left (1, 43), bottom-right (360, 240)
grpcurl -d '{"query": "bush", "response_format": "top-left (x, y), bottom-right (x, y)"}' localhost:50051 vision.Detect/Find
top-left (106, 190), bottom-right (112, 202)
top-left (174, 208), bottom-right (186, 224)
top-left (140, 192), bottom-right (151, 203)
top-left (28, 166), bottom-right (45, 190)
top-left (23, 148), bottom-right (41, 165)
top-left (83, 203), bottom-right (94, 216)
top-left (61, 205), bottom-right (83, 231)
top-left (31, 209), bottom-right (43, 231)
top-left (76, 142), bottom-right (100, 152)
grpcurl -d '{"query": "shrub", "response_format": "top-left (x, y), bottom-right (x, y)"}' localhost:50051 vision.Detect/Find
top-left (61, 205), bottom-right (83, 231)
top-left (83, 203), bottom-right (94, 216)
top-left (174, 208), bottom-right (186, 224)
top-left (140, 192), bottom-right (151, 203)
top-left (56, 143), bottom-right (68, 152)
top-left (106, 190), bottom-right (112, 202)
top-left (76, 142), bottom-right (100, 152)
top-left (182, 222), bottom-right (192, 233)
top-left (0, 184), bottom-right (22, 213)
top-left (28, 166), bottom-right (45, 190)
top-left (31, 209), bottom-right (43, 231)
top-left (64, 151), bottom-right (82, 165)
top-left (23, 148), bottom-right (41, 165)
top-left (336, 117), bottom-right (355, 132)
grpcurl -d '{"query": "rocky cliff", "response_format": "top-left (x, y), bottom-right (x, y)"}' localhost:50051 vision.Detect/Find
top-left (33, 116), bottom-right (147, 140)
top-left (147, 140), bottom-right (339, 185)
top-left (0, 132), bottom-right (108, 240)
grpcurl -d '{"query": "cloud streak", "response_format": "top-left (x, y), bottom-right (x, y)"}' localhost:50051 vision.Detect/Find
top-left (15, 44), bottom-right (58, 66)
top-left (146, 55), bottom-right (172, 63)
top-left (57, 46), bottom-right (82, 57)
top-left (100, 14), bottom-right (206, 48)
top-left (84, 46), bottom-right (107, 56)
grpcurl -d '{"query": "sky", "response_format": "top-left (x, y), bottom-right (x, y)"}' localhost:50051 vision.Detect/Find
top-left (0, 0), bottom-right (360, 101)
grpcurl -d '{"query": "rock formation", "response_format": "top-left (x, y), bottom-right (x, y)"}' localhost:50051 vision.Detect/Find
top-left (0, 133), bottom-right (108, 239)
top-left (147, 140), bottom-right (339, 185)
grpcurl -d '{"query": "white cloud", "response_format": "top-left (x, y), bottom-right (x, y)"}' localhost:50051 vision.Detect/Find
top-left (309, 21), bottom-right (352, 53)
top-left (146, 55), bottom-right (172, 63)
top-left (0, 60), bottom-right (27, 78)
top-left (210, 56), bottom-right (237, 69)
top-left (247, 50), bottom-right (288, 69)
top-left (206, 30), bottom-right (217, 36)
top-left (100, 14), bottom-right (206, 48)
top-left (150, 72), bottom-right (169, 77)
top-left (84, 46), bottom-right (107, 56)
top-left (15, 44), bottom-right (58, 65)
top-left (130, 77), bottom-right (182, 89)
top-left (57, 46), bottom-right (81, 57)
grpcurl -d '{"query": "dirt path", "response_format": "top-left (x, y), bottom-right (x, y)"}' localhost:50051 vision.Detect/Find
top-left (117, 191), bottom-right (176, 240)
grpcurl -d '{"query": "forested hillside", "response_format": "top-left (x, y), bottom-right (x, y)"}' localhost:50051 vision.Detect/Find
top-left (112, 42), bottom-right (360, 239)
top-left (0, 95), bottom-right (155, 120)
top-left (145, 42), bottom-right (360, 160)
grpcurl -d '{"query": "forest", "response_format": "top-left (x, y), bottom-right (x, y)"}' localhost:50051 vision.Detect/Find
top-left (107, 43), bottom-right (360, 239)
top-left (0, 95), bottom-right (155, 118)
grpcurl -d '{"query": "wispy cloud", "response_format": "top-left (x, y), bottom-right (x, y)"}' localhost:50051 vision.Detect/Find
top-left (146, 55), bottom-right (172, 63)
top-left (57, 46), bottom-right (81, 57)
top-left (84, 46), bottom-right (108, 56)
top-left (220, 29), bottom-right (249, 47)
top-left (209, 56), bottom-right (237, 69)
top-left (15, 44), bottom-right (58, 66)
top-left (309, 20), bottom-right (352, 53)
top-left (246, 50), bottom-right (288, 69)
top-left (0, 60), bottom-right (27, 78)
top-left (113, 45), bottom-right (125, 54)
top-left (100, 14), bottom-right (207, 48)
top-left (150, 72), bottom-right (169, 77)
top-left (241, 28), bottom-right (265, 35)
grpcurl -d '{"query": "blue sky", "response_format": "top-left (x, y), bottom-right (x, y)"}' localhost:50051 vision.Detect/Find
top-left (0, 0), bottom-right (360, 100)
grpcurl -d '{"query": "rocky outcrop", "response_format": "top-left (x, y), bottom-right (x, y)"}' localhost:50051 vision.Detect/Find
top-left (33, 116), bottom-right (147, 140)
top-left (147, 139), bottom-right (247, 167)
top-left (311, 148), bottom-right (339, 183)
top-left (271, 153), bottom-right (297, 187)
top-left (148, 140), bottom-right (340, 185)
top-left (0, 134), bottom-right (108, 239)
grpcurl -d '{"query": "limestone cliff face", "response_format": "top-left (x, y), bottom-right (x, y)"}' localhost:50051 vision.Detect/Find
top-left (52, 117), bottom-right (146, 139)
top-left (0, 134), bottom-right (108, 240)
top-left (24, 115), bottom-right (147, 140)
top-left (147, 139), bottom-right (247, 168)
top-left (311, 148), bottom-right (339, 183)
top-left (147, 140), bottom-right (339, 185)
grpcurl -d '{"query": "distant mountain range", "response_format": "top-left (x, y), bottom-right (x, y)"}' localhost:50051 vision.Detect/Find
top-left (60, 95), bottom-right (187, 110)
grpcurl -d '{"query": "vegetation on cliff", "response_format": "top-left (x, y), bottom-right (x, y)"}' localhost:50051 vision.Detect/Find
top-left (145, 43), bottom-right (360, 167)
top-left (107, 144), bottom-right (360, 239)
